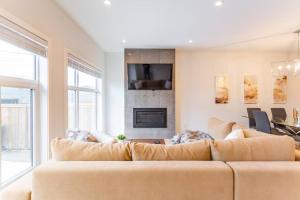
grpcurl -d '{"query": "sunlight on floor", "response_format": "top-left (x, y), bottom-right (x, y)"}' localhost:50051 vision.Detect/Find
top-left (2, 161), bottom-right (31, 183)
top-left (1, 150), bottom-right (32, 185)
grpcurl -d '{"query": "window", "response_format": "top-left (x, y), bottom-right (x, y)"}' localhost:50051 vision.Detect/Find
top-left (67, 54), bottom-right (102, 132)
top-left (0, 16), bottom-right (48, 187)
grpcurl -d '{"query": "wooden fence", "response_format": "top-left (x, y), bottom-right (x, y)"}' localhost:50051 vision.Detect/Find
top-left (1, 104), bottom-right (30, 150)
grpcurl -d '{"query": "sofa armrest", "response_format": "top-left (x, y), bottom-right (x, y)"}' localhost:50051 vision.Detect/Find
top-left (0, 172), bottom-right (32, 200)
top-left (295, 150), bottom-right (300, 161)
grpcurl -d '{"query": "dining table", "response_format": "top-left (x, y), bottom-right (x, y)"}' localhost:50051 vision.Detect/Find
top-left (271, 119), bottom-right (300, 130)
top-left (242, 115), bottom-right (300, 148)
top-left (242, 115), bottom-right (300, 129)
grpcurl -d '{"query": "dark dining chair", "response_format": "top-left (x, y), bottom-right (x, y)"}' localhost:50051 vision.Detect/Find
top-left (247, 108), bottom-right (261, 128)
top-left (252, 111), bottom-right (293, 136)
top-left (271, 108), bottom-right (287, 122)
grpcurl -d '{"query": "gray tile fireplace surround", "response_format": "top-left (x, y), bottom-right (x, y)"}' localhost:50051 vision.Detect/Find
top-left (125, 90), bottom-right (175, 139)
top-left (124, 49), bottom-right (175, 139)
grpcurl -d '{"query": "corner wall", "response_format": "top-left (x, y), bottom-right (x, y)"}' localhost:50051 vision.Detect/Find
top-left (104, 52), bottom-right (125, 136)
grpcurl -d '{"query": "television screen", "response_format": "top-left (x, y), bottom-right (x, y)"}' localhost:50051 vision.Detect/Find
top-left (127, 64), bottom-right (173, 90)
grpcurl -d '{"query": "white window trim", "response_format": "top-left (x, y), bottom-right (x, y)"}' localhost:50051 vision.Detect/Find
top-left (0, 76), bottom-right (39, 89)
top-left (68, 72), bottom-right (102, 131)
top-left (64, 50), bottom-right (104, 132)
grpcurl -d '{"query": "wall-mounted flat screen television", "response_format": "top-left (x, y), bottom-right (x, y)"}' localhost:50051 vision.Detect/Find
top-left (127, 64), bottom-right (173, 90)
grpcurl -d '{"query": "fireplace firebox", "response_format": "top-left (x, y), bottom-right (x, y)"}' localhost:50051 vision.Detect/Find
top-left (133, 108), bottom-right (167, 128)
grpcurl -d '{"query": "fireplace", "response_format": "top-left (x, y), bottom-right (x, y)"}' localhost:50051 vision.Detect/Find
top-left (133, 108), bottom-right (167, 128)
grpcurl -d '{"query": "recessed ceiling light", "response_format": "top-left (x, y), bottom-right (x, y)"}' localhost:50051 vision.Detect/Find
top-left (104, 0), bottom-right (111, 6)
top-left (122, 39), bottom-right (127, 44)
top-left (188, 40), bottom-right (193, 44)
top-left (215, 0), bottom-right (224, 7)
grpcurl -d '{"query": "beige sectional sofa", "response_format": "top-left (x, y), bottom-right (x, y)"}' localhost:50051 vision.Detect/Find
top-left (2, 117), bottom-right (300, 200)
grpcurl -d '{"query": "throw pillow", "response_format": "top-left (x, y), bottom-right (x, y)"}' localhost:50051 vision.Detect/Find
top-left (208, 117), bottom-right (236, 140)
top-left (90, 131), bottom-right (117, 144)
top-left (131, 140), bottom-right (211, 161)
top-left (51, 138), bottom-right (131, 161)
top-left (171, 130), bottom-right (214, 144)
top-left (66, 130), bottom-right (98, 143)
top-left (224, 129), bottom-right (245, 140)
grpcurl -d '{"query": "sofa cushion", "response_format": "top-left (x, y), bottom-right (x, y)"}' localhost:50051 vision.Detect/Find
top-left (51, 138), bottom-right (131, 161)
top-left (0, 172), bottom-right (32, 200)
top-left (32, 161), bottom-right (233, 200)
top-left (227, 162), bottom-right (300, 200)
top-left (295, 150), bottom-right (300, 161)
top-left (232, 123), bottom-right (247, 131)
top-left (210, 136), bottom-right (295, 161)
top-left (208, 117), bottom-right (236, 140)
top-left (131, 141), bottom-right (211, 161)
top-left (243, 129), bottom-right (271, 138)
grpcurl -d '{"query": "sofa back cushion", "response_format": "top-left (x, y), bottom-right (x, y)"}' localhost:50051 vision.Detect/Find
top-left (231, 123), bottom-right (247, 131)
top-left (208, 117), bottom-right (236, 140)
top-left (51, 138), bottom-right (131, 161)
top-left (131, 141), bottom-right (211, 161)
top-left (243, 128), bottom-right (272, 138)
top-left (210, 136), bottom-right (295, 161)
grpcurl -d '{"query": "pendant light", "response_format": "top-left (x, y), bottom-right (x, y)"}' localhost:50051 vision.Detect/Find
top-left (294, 30), bottom-right (300, 75)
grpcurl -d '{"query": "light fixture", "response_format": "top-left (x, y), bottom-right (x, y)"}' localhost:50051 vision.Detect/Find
top-left (188, 40), bottom-right (193, 44)
top-left (104, 0), bottom-right (111, 6)
top-left (295, 62), bottom-right (300, 74)
top-left (271, 30), bottom-right (300, 76)
top-left (122, 39), bottom-right (127, 44)
top-left (295, 30), bottom-right (300, 75)
top-left (215, 0), bottom-right (224, 7)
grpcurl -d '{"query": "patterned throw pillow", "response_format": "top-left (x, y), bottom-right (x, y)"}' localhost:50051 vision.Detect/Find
top-left (171, 130), bottom-right (214, 144)
top-left (66, 130), bottom-right (98, 143)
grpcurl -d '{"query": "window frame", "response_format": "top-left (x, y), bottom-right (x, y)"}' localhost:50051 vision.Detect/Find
top-left (0, 54), bottom-right (41, 187)
top-left (67, 57), bottom-right (103, 132)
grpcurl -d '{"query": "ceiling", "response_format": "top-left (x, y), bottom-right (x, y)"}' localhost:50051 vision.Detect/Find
top-left (54, 0), bottom-right (300, 52)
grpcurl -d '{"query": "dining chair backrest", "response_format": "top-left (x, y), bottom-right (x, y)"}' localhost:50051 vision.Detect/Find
top-left (247, 108), bottom-right (261, 128)
top-left (252, 111), bottom-right (272, 133)
top-left (271, 108), bottom-right (287, 122)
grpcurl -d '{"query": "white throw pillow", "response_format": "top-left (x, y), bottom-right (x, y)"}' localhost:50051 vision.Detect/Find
top-left (224, 129), bottom-right (245, 140)
top-left (91, 131), bottom-right (117, 144)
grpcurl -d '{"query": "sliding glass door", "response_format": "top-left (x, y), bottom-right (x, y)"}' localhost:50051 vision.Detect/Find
top-left (0, 87), bottom-right (33, 185)
top-left (0, 38), bottom-right (41, 186)
top-left (0, 15), bottom-right (48, 187)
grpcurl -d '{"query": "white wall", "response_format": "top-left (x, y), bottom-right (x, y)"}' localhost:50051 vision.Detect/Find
top-left (0, 0), bottom-right (105, 144)
top-left (104, 50), bottom-right (300, 135)
top-left (176, 50), bottom-right (300, 132)
top-left (104, 52), bottom-right (124, 136)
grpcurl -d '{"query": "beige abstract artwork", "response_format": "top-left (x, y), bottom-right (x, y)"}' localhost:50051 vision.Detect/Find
top-left (215, 75), bottom-right (229, 104)
top-left (244, 75), bottom-right (258, 104)
top-left (273, 75), bottom-right (287, 104)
